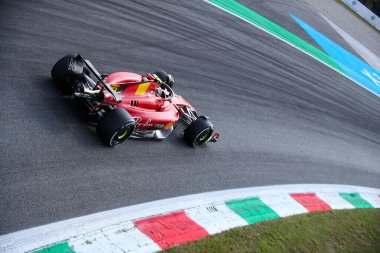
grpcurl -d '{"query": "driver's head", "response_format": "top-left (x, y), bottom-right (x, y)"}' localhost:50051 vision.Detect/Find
top-left (153, 71), bottom-right (174, 88)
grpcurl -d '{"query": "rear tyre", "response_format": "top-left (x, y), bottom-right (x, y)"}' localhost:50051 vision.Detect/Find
top-left (51, 54), bottom-right (84, 91)
top-left (184, 116), bottom-right (214, 147)
top-left (97, 108), bottom-right (135, 147)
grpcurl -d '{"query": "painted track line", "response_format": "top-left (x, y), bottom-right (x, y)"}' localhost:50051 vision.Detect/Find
top-left (0, 184), bottom-right (379, 252)
top-left (203, 0), bottom-right (380, 98)
top-left (320, 13), bottom-right (380, 72)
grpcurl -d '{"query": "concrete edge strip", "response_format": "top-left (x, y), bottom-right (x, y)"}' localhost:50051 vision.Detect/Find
top-left (0, 184), bottom-right (379, 253)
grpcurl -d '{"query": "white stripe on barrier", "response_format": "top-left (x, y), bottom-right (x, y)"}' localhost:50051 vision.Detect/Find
top-left (0, 184), bottom-right (379, 253)
top-left (185, 203), bottom-right (247, 235)
top-left (68, 222), bottom-right (160, 253)
top-left (316, 192), bottom-right (355, 210)
top-left (361, 192), bottom-right (380, 208)
top-left (260, 194), bottom-right (308, 217)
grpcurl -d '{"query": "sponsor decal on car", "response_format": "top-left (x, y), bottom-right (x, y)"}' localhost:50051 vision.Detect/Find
top-left (133, 116), bottom-right (154, 128)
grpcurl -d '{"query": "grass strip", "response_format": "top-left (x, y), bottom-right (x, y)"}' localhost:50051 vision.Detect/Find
top-left (165, 209), bottom-right (380, 253)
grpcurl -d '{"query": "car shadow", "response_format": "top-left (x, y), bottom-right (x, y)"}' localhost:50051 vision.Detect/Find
top-left (31, 77), bottom-right (106, 147)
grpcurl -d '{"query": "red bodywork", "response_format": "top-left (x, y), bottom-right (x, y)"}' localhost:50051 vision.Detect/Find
top-left (104, 72), bottom-right (193, 131)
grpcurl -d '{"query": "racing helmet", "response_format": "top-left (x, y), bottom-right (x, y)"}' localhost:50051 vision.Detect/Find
top-left (154, 71), bottom-right (174, 88)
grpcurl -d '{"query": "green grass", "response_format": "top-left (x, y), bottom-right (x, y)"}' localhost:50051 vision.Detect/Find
top-left (334, 0), bottom-right (380, 34)
top-left (165, 209), bottom-right (380, 253)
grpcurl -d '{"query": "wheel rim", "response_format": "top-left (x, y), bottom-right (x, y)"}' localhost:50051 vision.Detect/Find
top-left (117, 128), bottom-right (129, 140)
top-left (111, 124), bottom-right (133, 145)
top-left (199, 131), bottom-right (209, 141)
top-left (194, 128), bottom-right (212, 146)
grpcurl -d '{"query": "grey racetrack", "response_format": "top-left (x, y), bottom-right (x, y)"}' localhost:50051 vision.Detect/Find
top-left (1, 0), bottom-right (379, 234)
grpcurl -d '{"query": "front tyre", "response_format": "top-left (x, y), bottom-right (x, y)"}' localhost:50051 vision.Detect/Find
top-left (184, 116), bottom-right (214, 147)
top-left (97, 108), bottom-right (135, 147)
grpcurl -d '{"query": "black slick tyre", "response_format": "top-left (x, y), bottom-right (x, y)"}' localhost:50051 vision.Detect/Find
top-left (184, 116), bottom-right (214, 147)
top-left (97, 108), bottom-right (135, 147)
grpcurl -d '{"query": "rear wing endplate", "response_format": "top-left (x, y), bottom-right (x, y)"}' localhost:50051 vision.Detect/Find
top-left (75, 54), bottom-right (122, 102)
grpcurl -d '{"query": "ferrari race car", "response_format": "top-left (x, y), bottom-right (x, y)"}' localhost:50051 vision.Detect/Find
top-left (51, 54), bottom-right (219, 147)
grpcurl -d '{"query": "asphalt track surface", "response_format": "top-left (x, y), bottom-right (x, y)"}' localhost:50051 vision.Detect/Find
top-left (1, 0), bottom-right (379, 234)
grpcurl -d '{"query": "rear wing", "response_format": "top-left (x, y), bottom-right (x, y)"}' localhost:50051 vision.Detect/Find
top-left (75, 54), bottom-right (122, 102)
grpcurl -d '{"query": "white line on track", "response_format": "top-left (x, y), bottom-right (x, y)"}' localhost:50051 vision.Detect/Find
top-left (203, 0), bottom-right (380, 98)
top-left (320, 13), bottom-right (380, 72)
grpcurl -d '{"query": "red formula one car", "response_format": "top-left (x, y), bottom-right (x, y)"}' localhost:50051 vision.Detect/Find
top-left (51, 54), bottom-right (219, 147)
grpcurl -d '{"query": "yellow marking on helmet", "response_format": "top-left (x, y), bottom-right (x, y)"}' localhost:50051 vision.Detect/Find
top-left (135, 82), bottom-right (151, 95)
top-left (151, 74), bottom-right (163, 84)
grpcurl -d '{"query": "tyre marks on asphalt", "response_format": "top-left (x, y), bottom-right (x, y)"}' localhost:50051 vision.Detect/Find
top-left (205, 0), bottom-right (380, 97)
top-left (2, 0), bottom-right (380, 236)
top-left (291, 14), bottom-right (380, 96)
